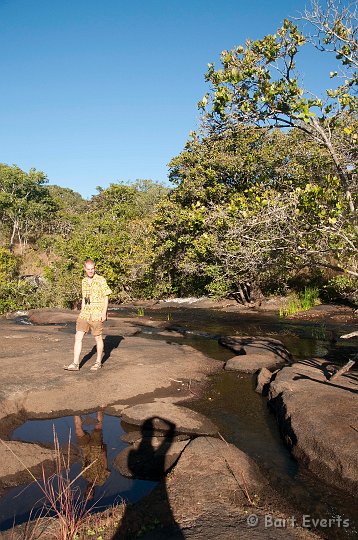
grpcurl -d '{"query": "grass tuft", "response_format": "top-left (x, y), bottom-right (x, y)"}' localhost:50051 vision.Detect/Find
top-left (2, 427), bottom-right (125, 540)
top-left (279, 286), bottom-right (320, 317)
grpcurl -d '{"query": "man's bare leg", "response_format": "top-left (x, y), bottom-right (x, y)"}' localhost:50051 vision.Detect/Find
top-left (74, 331), bottom-right (86, 364)
top-left (91, 335), bottom-right (104, 370)
top-left (64, 330), bottom-right (85, 370)
top-left (74, 415), bottom-right (85, 437)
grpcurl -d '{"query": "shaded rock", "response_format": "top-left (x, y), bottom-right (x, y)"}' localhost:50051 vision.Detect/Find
top-left (219, 336), bottom-right (292, 362)
top-left (164, 324), bottom-right (187, 336)
top-left (114, 438), bottom-right (189, 480)
top-left (225, 354), bottom-right (282, 373)
top-left (121, 402), bottom-right (218, 436)
top-left (115, 437), bottom-right (320, 539)
top-left (268, 359), bottom-right (358, 495)
top-left (0, 440), bottom-right (55, 478)
top-left (218, 336), bottom-right (245, 354)
top-left (256, 367), bottom-right (273, 395)
top-left (165, 437), bottom-right (319, 538)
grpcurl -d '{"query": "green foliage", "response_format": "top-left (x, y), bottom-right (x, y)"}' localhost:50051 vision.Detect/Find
top-left (150, 3), bottom-right (357, 301)
top-left (0, 248), bottom-right (38, 314)
top-left (323, 275), bottom-right (358, 304)
top-left (0, 164), bottom-right (56, 252)
top-left (200, 12), bottom-right (357, 216)
top-left (0, 247), bottom-right (18, 280)
top-left (38, 180), bottom-right (169, 307)
top-left (0, 280), bottom-right (38, 314)
top-left (299, 286), bottom-right (321, 310)
top-left (152, 121), bottom-right (355, 300)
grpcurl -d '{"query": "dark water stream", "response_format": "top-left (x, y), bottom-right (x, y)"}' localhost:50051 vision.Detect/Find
top-left (1, 306), bottom-right (357, 537)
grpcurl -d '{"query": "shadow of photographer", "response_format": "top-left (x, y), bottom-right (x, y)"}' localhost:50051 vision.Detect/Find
top-left (113, 416), bottom-right (184, 539)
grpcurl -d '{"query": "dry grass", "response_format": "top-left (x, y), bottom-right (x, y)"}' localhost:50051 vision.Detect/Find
top-left (1, 428), bottom-right (126, 540)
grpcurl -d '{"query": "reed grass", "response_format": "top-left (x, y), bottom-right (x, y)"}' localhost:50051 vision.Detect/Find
top-left (1, 427), bottom-right (125, 540)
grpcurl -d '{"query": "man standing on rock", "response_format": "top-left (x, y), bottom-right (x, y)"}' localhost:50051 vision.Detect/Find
top-left (64, 259), bottom-right (112, 372)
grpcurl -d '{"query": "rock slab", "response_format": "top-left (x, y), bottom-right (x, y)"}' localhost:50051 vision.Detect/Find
top-left (0, 440), bottom-right (55, 477)
top-left (116, 437), bottom-right (320, 539)
top-left (256, 367), bottom-right (273, 394)
top-left (225, 355), bottom-right (282, 374)
top-left (121, 402), bottom-right (218, 436)
top-left (219, 336), bottom-right (291, 360)
top-left (221, 336), bottom-right (291, 373)
top-left (268, 360), bottom-right (358, 495)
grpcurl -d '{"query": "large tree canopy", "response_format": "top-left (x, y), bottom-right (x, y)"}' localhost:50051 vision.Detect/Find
top-left (199, 8), bottom-right (357, 214)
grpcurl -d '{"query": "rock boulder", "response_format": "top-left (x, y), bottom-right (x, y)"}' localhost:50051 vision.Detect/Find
top-left (268, 360), bottom-right (358, 495)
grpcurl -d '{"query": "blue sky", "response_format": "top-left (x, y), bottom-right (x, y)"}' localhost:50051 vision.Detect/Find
top-left (0, 0), bottom-right (340, 198)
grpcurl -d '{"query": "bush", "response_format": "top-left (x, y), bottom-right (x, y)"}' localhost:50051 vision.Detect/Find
top-left (0, 247), bottom-right (19, 280)
top-left (0, 280), bottom-right (38, 314)
top-left (323, 275), bottom-right (358, 304)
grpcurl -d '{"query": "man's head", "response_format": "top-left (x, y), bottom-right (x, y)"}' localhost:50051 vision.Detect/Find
top-left (84, 259), bottom-right (96, 278)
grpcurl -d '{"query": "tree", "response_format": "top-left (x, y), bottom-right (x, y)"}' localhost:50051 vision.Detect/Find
top-left (45, 185), bottom-right (87, 238)
top-left (153, 125), bottom-right (352, 300)
top-left (199, 12), bottom-right (357, 216)
top-left (0, 164), bottom-right (56, 253)
top-left (45, 180), bottom-right (169, 306)
top-left (196, 4), bottom-right (357, 286)
top-left (302, 0), bottom-right (357, 79)
top-left (92, 179), bottom-right (169, 220)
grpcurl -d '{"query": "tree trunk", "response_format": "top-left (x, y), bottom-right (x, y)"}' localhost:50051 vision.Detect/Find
top-left (9, 220), bottom-right (17, 252)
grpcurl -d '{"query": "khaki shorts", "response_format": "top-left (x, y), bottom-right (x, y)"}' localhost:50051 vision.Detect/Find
top-left (76, 317), bottom-right (103, 336)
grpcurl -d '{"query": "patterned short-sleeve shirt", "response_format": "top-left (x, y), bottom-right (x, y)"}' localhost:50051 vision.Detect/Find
top-left (78, 274), bottom-right (112, 322)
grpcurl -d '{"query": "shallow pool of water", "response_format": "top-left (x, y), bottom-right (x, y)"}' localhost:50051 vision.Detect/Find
top-left (0, 413), bottom-right (156, 531)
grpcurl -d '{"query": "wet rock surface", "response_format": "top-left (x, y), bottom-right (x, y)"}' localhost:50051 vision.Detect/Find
top-left (1, 305), bottom-right (357, 537)
top-left (219, 336), bottom-right (292, 361)
top-left (268, 359), bottom-right (358, 495)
